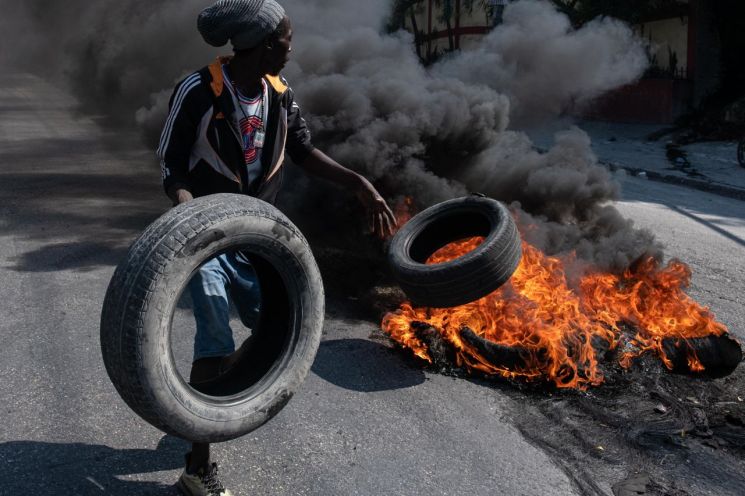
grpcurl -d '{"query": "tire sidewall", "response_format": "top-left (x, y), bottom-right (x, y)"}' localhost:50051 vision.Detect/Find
top-left (116, 196), bottom-right (324, 442)
top-left (389, 197), bottom-right (513, 277)
top-left (387, 196), bottom-right (521, 308)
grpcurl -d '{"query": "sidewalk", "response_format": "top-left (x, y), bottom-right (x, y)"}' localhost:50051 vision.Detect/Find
top-left (528, 121), bottom-right (745, 201)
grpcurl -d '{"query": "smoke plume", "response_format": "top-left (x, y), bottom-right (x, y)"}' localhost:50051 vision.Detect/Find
top-left (432, 0), bottom-right (649, 123)
top-left (0, 0), bottom-right (658, 271)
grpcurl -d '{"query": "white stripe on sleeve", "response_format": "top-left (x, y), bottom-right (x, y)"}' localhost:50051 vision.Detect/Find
top-left (157, 73), bottom-right (200, 158)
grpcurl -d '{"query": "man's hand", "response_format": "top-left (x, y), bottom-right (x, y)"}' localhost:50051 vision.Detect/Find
top-left (355, 176), bottom-right (397, 239)
top-left (167, 185), bottom-right (194, 206)
top-left (176, 189), bottom-right (194, 205)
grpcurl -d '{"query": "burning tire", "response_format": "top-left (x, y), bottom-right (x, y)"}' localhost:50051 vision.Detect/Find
top-left (388, 195), bottom-right (521, 308)
top-left (100, 194), bottom-right (324, 443)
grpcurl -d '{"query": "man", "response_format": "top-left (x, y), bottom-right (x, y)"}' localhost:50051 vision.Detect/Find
top-left (157, 1), bottom-right (397, 494)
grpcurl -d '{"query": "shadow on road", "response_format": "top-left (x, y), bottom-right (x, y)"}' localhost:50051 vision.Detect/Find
top-left (12, 241), bottom-right (130, 273)
top-left (2, 435), bottom-right (187, 495)
top-left (312, 338), bottom-right (426, 392)
top-left (670, 204), bottom-right (745, 248)
top-left (620, 177), bottom-right (745, 232)
top-left (2, 169), bottom-right (164, 273)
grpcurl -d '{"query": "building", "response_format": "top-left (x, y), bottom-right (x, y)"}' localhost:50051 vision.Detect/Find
top-left (399, 0), bottom-right (720, 124)
top-left (586, 0), bottom-right (720, 123)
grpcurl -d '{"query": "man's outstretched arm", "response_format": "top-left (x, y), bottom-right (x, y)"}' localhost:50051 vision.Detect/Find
top-left (298, 149), bottom-right (397, 238)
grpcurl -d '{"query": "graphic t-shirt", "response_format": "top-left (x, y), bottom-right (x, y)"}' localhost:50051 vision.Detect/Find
top-left (222, 65), bottom-right (268, 188)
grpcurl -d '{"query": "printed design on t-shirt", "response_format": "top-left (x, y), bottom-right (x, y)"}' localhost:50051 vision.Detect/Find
top-left (239, 114), bottom-right (263, 164)
top-left (221, 65), bottom-right (265, 182)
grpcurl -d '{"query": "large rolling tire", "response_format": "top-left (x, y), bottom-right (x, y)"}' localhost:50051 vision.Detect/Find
top-left (100, 194), bottom-right (324, 443)
top-left (388, 196), bottom-right (521, 308)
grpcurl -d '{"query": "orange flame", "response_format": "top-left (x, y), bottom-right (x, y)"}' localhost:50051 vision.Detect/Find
top-left (382, 233), bottom-right (728, 390)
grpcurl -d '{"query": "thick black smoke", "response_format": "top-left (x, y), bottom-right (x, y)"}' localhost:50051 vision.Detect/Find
top-left (0, 0), bottom-right (659, 271)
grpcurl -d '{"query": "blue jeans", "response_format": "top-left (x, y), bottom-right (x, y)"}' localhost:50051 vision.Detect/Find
top-left (188, 252), bottom-right (261, 362)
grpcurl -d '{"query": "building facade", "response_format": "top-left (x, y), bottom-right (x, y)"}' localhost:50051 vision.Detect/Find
top-left (587, 0), bottom-right (720, 123)
top-left (399, 0), bottom-right (720, 124)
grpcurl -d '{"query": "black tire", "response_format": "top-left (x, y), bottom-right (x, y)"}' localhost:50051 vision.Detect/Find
top-left (100, 193), bottom-right (324, 443)
top-left (388, 196), bottom-right (521, 308)
top-left (738, 139), bottom-right (745, 168)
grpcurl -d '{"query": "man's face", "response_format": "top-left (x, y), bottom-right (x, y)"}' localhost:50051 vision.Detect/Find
top-left (262, 17), bottom-right (292, 76)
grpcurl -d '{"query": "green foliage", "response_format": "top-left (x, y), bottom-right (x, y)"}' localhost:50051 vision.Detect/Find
top-left (388, 0), bottom-right (494, 32)
top-left (549, 0), bottom-right (688, 26)
top-left (435, 0), bottom-right (494, 23)
top-left (435, 0), bottom-right (454, 24)
top-left (387, 0), bottom-right (424, 32)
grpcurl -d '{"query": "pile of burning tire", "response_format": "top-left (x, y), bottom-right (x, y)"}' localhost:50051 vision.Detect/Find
top-left (384, 196), bottom-right (742, 388)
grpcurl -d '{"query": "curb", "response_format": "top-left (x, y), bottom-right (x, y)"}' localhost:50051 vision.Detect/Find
top-left (604, 162), bottom-right (745, 202)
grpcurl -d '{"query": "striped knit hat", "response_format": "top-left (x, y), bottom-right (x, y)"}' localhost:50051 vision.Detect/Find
top-left (198, 0), bottom-right (286, 50)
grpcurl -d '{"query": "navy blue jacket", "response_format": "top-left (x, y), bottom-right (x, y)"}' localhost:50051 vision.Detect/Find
top-left (157, 57), bottom-right (315, 204)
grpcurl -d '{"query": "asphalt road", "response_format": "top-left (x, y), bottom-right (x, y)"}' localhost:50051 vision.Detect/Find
top-left (1, 74), bottom-right (743, 496)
